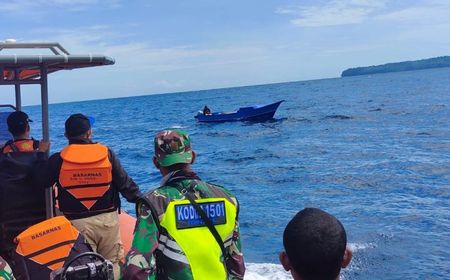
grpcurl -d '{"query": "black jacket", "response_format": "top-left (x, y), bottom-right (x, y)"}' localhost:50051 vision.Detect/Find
top-left (0, 152), bottom-right (47, 254)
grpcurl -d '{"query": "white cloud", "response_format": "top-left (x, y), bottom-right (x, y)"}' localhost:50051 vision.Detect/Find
top-left (376, 4), bottom-right (450, 23)
top-left (276, 0), bottom-right (386, 27)
top-left (12, 25), bottom-right (276, 102)
top-left (30, 25), bottom-right (267, 73)
top-left (0, 0), bottom-right (120, 13)
top-left (278, 1), bottom-right (450, 28)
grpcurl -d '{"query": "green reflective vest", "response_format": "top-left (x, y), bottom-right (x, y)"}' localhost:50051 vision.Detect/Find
top-left (160, 197), bottom-right (237, 280)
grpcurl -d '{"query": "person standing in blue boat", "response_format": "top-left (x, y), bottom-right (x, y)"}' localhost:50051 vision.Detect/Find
top-left (122, 128), bottom-right (245, 280)
top-left (202, 105), bottom-right (212, 115)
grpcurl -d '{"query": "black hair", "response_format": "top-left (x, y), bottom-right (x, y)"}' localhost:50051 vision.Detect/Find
top-left (7, 111), bottom-right (30, 137)
top-left (283, 208), bottom-right (347, 280)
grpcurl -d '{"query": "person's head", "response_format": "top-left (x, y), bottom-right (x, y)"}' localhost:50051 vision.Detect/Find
top-left (7, 111), bottom-right (32, 138)
top-left (279, 208), bottom-right (352, 280)
top-left (64, 113), bottom-right (92, 141)
top-left (153, 128), bottom-right (196, 175)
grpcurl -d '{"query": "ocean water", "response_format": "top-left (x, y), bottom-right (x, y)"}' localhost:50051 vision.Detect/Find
top-left (21, 67), bottom-right (450, 279)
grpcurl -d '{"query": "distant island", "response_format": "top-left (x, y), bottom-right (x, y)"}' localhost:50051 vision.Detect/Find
top-left (341, 56), bottom-right (450, 77)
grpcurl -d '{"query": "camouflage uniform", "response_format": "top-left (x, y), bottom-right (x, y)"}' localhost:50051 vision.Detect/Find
top-left (122, 171), bottom-right (245, 279)
top-left (0, 256), bottom-right (14, 280)
top-left (122, 129), bottom-right (245, 279)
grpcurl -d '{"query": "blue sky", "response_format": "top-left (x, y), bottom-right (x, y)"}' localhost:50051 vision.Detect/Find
top-left (1, 0), bottom-right (450, 105)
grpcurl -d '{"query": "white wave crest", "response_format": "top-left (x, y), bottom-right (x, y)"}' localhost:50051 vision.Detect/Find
top-left (244, 263), bottom-right (291, 280)
top-left (348, 242), bottom-right (376, 252)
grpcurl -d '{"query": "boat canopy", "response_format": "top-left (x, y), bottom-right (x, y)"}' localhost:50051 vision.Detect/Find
top-left (0, 40), bottom-right (115, 218)
top-left (0, 42), bottom-right (114, 86)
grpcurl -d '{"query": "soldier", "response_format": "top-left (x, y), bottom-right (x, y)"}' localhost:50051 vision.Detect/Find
top-left (122, 129), bottom-right (245, 279)
top-left (0, 256), bottom-right (14, 280)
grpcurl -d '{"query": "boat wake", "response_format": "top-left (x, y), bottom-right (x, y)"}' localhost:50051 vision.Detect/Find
top-left (245, 263), bottom-right (290, 280)
top-left (244, 242), bottom-right (375, 279)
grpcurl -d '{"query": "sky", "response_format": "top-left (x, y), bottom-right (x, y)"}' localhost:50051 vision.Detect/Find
top-left (1, 0), bottom-right (450, 105)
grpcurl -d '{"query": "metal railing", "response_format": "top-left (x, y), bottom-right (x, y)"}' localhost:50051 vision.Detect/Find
top-left (0, 40), bottom-right (70, 55)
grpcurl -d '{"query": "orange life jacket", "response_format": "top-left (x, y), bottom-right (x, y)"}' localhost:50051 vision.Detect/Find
top-left (12, 216), bottom-right (92, 280)
top-left (58, 144), bottom-right (115, 216)
top-left (1, 139), bottom-right (39, 153)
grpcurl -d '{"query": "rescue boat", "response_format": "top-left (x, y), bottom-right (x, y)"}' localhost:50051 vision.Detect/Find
top-left (0, 41), bottom-right (135, 278)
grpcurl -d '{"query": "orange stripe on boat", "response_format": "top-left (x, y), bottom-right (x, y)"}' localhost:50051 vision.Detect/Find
top-left (119, 212), bottom-right (136, 255)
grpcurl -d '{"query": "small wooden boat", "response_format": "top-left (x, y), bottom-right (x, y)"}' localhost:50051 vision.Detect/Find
top-left (195, 100), bottom-right (284, 122)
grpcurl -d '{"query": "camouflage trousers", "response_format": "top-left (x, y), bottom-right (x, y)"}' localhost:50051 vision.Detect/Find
top-left (0, 256), bottom-right (14, 280)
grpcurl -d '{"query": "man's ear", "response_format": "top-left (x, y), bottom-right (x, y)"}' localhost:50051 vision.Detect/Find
top-left (341, 247), bottom-right (352, 268)
top-left (153, 156), bottom-right (160, 169)
top-left (279, 251), bottom-right (291, 272)
top-left (191, 151), bottom-right (196, 164)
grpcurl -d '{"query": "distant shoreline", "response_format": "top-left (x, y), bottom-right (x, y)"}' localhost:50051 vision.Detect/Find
top-left (341, 56), bottom-right (450, 77)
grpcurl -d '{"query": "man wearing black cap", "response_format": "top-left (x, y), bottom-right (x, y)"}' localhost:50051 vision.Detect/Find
top-left (1, 111), bottom-right (49, 153)
top-left (46, 113), bottom-right (143, 279)
top-left (0, 111), bottom-right (49, 268)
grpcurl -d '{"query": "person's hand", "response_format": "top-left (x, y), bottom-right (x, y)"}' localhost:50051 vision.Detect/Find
top-left (38, 140), bottom-right (50, 152)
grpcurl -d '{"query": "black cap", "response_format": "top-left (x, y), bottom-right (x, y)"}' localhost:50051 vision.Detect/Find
top-left (65, 113), bottom-right (91, 137)
top-left (7, 111), bottom-right (32, 135)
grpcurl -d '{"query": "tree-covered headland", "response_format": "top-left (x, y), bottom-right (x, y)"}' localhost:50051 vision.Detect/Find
top-left (341, 56), bottom-right (450, 77)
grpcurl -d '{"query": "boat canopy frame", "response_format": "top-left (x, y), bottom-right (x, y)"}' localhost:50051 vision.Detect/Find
top-left (0, 41), bottom-right (115, 218)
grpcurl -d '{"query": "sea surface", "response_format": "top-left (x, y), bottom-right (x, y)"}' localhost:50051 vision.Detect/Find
top-left (22, 67), bottom-right (450, 279)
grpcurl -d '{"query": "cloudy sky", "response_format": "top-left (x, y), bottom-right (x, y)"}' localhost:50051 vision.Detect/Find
top-left (1, 0), bottom-right (450, 105)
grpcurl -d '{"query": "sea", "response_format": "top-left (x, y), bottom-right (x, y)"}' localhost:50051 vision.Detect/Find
top-left (21, 67), bottom-right (450, 279)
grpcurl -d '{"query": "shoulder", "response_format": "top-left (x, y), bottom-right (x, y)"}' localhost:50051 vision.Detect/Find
top-left (140, 187), bottom-right (175, 215)
top-left (92, 142), bottom-right (111, 155)
top-left (211, 183), bottom-right (239, 208)
top-left (49, 152), bottom-right (61, 161)
top-left (208, 182), bottom-right (237, 197)
top-left (48, 152), bottom-right (62, 163)
top-left (202, 181), bottom-right (238, 200)
top-left (143, 185), bottom-right (183, 204)
top-left (141, 184), bottom-right (189, 215)
top-left (48, 152), bottom-right (63, 171)
top-left (103, 145), bottom-right (117, 159)
top-left (185, 179), bottom-right (239, 206)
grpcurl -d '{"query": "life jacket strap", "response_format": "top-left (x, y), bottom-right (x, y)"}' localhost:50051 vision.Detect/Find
top-left (136, 196), bottom-right (162, 233)
top-left (24, 239), bottom-right (77, 259)
top-left (4, 140), bottom-right (19, 152)
top-left (63, 182), bottom-right (112, 190)
top-left (32, 139), bottom-right (40, 150)
top-left (2, 139), bottom-right (39, 152)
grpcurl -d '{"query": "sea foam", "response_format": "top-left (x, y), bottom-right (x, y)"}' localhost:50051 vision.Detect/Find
top-left (244, 263), bottom-right (290, 280)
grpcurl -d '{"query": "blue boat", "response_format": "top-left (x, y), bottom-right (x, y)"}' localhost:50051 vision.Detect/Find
top-left (195, 100), bottom-right (284, 122)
